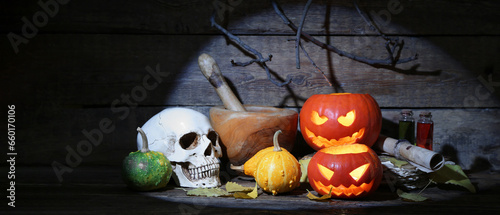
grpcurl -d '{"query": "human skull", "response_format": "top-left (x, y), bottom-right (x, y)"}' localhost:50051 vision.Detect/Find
top-left (137, 107), bottom-right (222, 188)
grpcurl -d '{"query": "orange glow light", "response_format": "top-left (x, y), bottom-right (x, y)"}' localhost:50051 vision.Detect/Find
top-left (337, 110), bottom-right (355, 127)
top-left (317, 164), bottom-right (334, 180)
top-left (311, 111), bottom-right (329, 125)
top-left (349, 163), bottom-right (370, 182)
top-left (311, 178), bottom-right (375, 197)
top-left (305, 127), bottom-right (365, 148)
top-left (321, 143), bottom-right (370, 155)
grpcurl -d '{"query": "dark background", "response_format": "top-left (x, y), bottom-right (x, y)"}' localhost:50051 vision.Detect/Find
top-left (0, 0), bottom-right (499, 213)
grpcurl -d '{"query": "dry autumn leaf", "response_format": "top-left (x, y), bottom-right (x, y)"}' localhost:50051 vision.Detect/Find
top-left (397, 189), bottom-right (428, 202)
top-left (225, 181), bottom-right (253, 193)
top-left (234, 183), bottom-right (259, 199)
top-left (186, 187), bottom-right (231, 197)
top-left (306, 188), bottom-right (332, 201)
top-left (430, 164), bottom-right (476, 193)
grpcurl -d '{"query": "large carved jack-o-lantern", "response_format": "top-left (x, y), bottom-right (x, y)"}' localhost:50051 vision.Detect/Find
top-left (300, 93), bottom-right (382, 150)
top-left (307, 144), bottom-right (383, 199)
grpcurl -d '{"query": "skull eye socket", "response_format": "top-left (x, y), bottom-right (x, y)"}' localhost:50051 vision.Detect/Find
top-left (179, 132), bottom-right (199, 150)
top-left (205, 130), bottom-right (219, 156)
top-left (207, 130), bottom-right (219, 146)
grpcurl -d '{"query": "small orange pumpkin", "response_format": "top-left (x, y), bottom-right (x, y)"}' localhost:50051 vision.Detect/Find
top-left (307, 144), bottom-right (383, 199)
top-left (299, 93), bottom-right (382, 150)
top-left (244, 130), bottom-right (301, 195)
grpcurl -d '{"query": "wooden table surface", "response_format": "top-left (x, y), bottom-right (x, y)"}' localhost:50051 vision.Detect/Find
top-left (2, 166), bottom-right (500, 214)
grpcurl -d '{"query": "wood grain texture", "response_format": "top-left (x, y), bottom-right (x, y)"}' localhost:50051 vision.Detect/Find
top-left (1, 0), bottom-right (498, 35)
top-left (0, 0), bottom-right (499, 171)
top-left (1, 34), bottom-right (498, 107)
top-left (7, 103), bottom-right (499, 171)
top-left (210, 105), bottom-right (298, 165)
top-left (2, 166), bottom-right (500, 213)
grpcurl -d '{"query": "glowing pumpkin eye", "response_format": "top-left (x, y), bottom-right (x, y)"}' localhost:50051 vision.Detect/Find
top-left (338, 110), bottom-right (355, 127)
top-left (349, 163), bottom-right (370, 182)
top-left (317, 164), bottom-right (334, 180)
top-left (311, 111), bottom-right (329, 125)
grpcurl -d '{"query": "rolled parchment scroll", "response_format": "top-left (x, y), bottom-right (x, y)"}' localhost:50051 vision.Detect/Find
top-left (374, 135), bottom-right (445, 172)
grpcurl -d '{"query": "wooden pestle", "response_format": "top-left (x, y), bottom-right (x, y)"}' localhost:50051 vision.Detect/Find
top-left (198, 53), bottom-right (297, 166)
top-left (198, 53), bottom-right (246, 112)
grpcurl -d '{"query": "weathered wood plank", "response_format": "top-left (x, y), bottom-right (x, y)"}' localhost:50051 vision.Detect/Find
top-left (381, 109), bottom-right (500, 171)
top-left (8, 103), bottom-right (500, 170)
top-left (223, 0), bottom-right (500, 36)
top-left (1, 0), bottom-right (498, 36)
top-left (1, 34), bottom-right (499, 108)
top-left (1, 0), bottom-right (499, 173)
top-left (2, 166), bottom-right (500, 213)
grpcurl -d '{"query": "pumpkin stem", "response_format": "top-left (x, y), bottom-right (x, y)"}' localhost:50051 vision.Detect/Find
top-left (230, 164), bottom-right (244, 172)
top-left (137, 127), bottom-right (150, 153)
top-left (273, 130), bottom-right (283, 152)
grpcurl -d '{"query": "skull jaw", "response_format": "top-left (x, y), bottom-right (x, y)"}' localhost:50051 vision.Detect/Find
top-left (171, 159), bottom-right (221, 188)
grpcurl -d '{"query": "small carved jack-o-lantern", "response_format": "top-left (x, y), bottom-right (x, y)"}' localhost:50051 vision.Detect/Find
top-left (307, 144), bottom-right (383, 199)
top-left (299, 93), bottom-right (382, 150)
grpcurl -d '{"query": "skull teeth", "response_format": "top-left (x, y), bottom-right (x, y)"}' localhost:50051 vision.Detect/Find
top-left (187, 163), bottom-right (220, 180)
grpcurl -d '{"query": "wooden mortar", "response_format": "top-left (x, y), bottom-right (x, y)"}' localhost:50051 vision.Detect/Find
top-left (198, 53), bottom-right (298, 166)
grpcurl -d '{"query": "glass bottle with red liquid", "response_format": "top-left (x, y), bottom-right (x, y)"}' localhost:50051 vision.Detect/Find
top-left (416, 112), bottom-right (433, 150)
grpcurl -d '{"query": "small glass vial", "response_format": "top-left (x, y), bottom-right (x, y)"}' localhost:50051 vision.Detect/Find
top-left (398, 109), bottom-right (415, 144)
top-left (416, 112), bottom-right (434, 150)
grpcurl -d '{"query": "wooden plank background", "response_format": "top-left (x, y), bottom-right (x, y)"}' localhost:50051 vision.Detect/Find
top-left (1, 0), bottom-right (499, 173)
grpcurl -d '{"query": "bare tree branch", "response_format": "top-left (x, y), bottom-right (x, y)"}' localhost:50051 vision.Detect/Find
top-left (209, 1), bottom-right (419, 87)
top-left (299, 42), bottom-right (332, 86)
top-left (296, 0), bottom-right (313, 69)
top-left (210, 13), bottom-right (292, 87)
top-left (353, 0), bottom-right (388, 40)
top-left (271, 0), bottom-right (418, 66)
top-left (353, 0), bottom-right (407, 65)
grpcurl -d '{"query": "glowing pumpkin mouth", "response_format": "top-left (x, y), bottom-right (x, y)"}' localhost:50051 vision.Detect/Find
top-left (304, 127), bottom-right (365, 148)
top-left (311, 178), bottom-right (375, 197)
